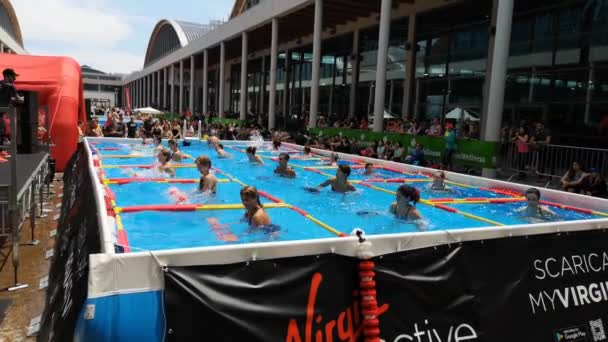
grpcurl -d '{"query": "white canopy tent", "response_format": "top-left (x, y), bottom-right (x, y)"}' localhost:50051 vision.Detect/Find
top-left (444, 107), bottom-right (480, 121)
top-left (368, 110), bottom-right (399, 123)
top-left (133, 107), bottom-right (163, 115)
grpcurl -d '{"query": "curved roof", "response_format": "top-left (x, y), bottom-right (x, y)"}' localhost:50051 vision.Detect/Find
top-left (0, 0), bottom-right (24, 47)
top-left (144, 19), bottom-right (210, 67)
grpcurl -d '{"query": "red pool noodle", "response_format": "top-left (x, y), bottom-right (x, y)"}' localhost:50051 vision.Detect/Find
top-left (380, 166), bottom-right (404, 174)
top-left (540, 200), bottom-right (564, 208)
top-left (434, 204), bottom-right (458, 213)
top-left (120, 204), bottom-right (198, 213)
top-left (358, 183), bottom-right (373, 188)
top-left (489, 198), bottom-right (524, 204)
top-left (101, 147), bottom-right (121, 151)
top-left (365, 178), bottom-right (385, 183)
top-left (167, 179), bottom-right (198, 184)
top-left (464, 198), bottom-right (488, 202)
top-left (117, 230), bottom-right (131, 253)
top-left (563, 206), bottom-right (594, 214)
top-left (211, 167), bottom-right (225, 175)
top-left (432, 198), bottom-right (456, 203)
top-left (386, 179), bottom-right (407, 183)
top-left (258, 191), bottom-right (283, 203)
top-left (290, 206), bottom-right (309, 216)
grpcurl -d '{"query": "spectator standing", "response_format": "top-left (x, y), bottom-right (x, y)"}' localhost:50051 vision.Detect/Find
top-left (127, 117), bottom-right (138, 138)
top-left (531, 122), bottom-right (552, 177)
top-left (443, 125), bottom-right (457, 171)
top-left (513, 127), bottom-right (529, 178)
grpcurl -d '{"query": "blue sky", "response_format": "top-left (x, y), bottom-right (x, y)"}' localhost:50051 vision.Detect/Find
top-left (11, 0), bottom-right (233, 74)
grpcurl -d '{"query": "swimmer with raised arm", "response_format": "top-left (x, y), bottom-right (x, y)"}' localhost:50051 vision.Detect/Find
top-left (156, 149), bottom-right (175, 177)
top-left (196, 156), bottom-right (218, 194)
top-left (240, 186), bottom-right (271, 228)
top-left (215, 143), bottom-right (229, 158)
top-left (311, 165), bottom-right (356, 193)
top-left (517, 188), bottom-right (555, 218)
top-left (431, 171), bottom-right (447, 190)
top-left (390, 185), bottom-right (423, 220)
top-left (274, 152), bottom-right (296, 178)
top-left (246, 146), bottom-right (264, 165)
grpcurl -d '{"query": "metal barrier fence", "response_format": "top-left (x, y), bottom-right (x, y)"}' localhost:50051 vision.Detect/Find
top-left (499, 142), bottom-right (608, 186)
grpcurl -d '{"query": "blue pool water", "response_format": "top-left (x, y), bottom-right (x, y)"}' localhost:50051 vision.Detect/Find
top-left (92, 140), bottom-right (603, 252)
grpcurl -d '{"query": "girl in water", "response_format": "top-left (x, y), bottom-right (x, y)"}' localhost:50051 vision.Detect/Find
top-left (156, 149), bottom-right (175, 177)
top-left (390, 185), bottom-right (422, 220)
top-left (363, 163), bottom-right (375, 176)
top-left (168, 139), bottom-right (188, 162)
top-left (517, 188), bottom-right (555, 218)
top-left (431, 171), bottom-right (447, 190)
top-left (196, 156), bottom-right (218, 194)
top-left (246, 146), bottom-right (264, 165)
top-left (215, 144), bottom-right (229, 158)
top-left (240, 186), bottom-right (271, 228)
top-left (311, 165), bottom-right (356, 193)
top-left (327, 153), bottom-right (339, 166)
top-left (152, 135), bottom-right (164, 156)
top-left (274, 153), bottom-right (297, 178)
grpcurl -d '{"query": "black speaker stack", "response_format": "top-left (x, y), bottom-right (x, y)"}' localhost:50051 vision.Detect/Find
top-left (17, 91), bottom-right (39, 154)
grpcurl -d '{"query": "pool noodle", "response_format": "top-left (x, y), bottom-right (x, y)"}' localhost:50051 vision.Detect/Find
top-left (115, 215), bottom-right (131, 253)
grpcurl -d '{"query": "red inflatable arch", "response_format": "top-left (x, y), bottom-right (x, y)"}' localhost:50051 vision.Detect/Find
top-left (0, 54), bottom-right (86, 171)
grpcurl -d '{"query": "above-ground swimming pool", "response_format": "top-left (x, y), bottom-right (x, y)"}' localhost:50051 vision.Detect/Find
top-left (90, 139), bottom-right (607, 253)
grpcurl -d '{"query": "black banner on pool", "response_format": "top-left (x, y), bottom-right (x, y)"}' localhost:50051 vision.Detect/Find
top-left (163, 254), bottom-right (366, 342)
top-left (162, 230), bottom-right (608, 342)
top-left (376, 230), bottom-right (608, 342)
top-left (38, 144), bottom-right (101, 342)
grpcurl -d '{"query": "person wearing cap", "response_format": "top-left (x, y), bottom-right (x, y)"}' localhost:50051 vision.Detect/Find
top-left (0, 68), bottom-right (21, 160)
top-left (0, 68), bottom-right (23, 107)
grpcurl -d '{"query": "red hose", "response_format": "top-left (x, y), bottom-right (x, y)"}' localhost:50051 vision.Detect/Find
top-left (358, 259), bottom-right (381, 342)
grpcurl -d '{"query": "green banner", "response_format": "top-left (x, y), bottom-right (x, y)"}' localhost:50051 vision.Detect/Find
top-left (211, 118), bottom-right (245, 125)
top-left (309, 128), bottom-right (497, 169)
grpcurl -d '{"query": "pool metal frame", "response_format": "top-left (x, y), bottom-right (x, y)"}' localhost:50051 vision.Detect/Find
top-left (84, 137), bottom-right (608, 298)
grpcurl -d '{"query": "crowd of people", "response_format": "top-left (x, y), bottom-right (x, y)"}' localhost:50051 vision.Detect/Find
top-left (87, 107), bottom-right (607, 200)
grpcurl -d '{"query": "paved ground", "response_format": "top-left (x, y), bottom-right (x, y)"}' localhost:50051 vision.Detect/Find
top-left (0, 177), bottom-right (62, 342)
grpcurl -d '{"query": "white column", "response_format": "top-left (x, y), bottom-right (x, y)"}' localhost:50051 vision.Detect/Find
top-left (260, 56), bottom-right (266, 118)
top-left (268, 18), bottom-right (279, 130)
top-left (240, 32), bottom-right (249, 121)
top-left (170, 64), bottom-right (176, 113)
top-left (219, 42), bottom-right (226, 118)
top-left (179, 60), bottom-right (184, 114)
top-left (203, 49), bottom-right (209, 114)
top-left (150, 72), bottom-right (156, 105)
top-left (163, 68), bottom-right (168, 109)
top-left (389, 80), bottom-right (395, 112)
top-left (139, 78), bottom-right (143, 108)
top-left (348, 30), bottom-right (360, 119)
top-left (190, 55), bottom-right (195, 114)
top-left (144, 76), bottom-right (148, 106)
top-left (157, 71), bottom-right (161, 107)
top-left (402, 14), bottom-right (417, 118)
top-left (308, 0), bottom-right (323, 128)
top-left (282, 51), bottom-right (290, 119)
top-left (149, 75), bottom-right (153, 106)
top-left (372, 0), bottom-right (392, 132)
top-left (481, 0), bottom-right (514, 177)
top-left (584, 63), bottom-right (594, 125)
